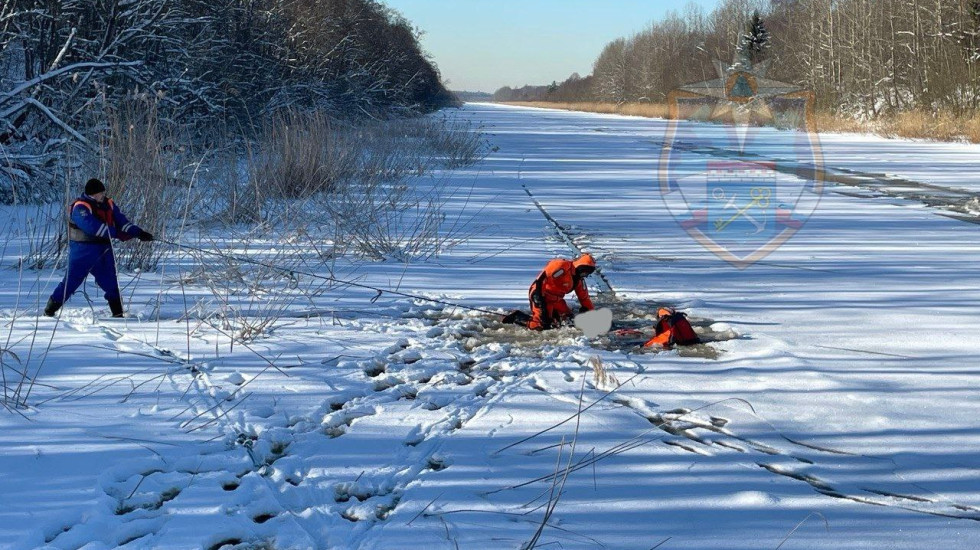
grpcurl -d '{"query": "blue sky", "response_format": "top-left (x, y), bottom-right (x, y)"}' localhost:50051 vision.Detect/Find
top-left (380, 0), bottom-right (725, 93)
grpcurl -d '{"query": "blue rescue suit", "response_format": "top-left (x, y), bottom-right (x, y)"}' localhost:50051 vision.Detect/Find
top-left (49, 195), bottom-right (144, 305)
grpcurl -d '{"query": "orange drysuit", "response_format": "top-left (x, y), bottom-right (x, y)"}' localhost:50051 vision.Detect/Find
top-left (528, 255), bottom-right (596, 330)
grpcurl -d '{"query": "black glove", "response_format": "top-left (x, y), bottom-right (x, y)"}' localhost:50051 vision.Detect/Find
top-left (579, 306), bottom-right (590, 314)
top-left (138, 230), bottom-right (154, 242)
top-left (531, 292), bottom-right (544, 308)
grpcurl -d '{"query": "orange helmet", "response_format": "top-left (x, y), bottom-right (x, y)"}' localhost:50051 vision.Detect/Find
top-left (573, 253), bottom-right (596, 275)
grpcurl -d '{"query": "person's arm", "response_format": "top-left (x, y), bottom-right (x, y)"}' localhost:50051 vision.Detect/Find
top-left (574, 277), bottom-right (594, 312)
top-left (112, 202), bottom-right (153, 241)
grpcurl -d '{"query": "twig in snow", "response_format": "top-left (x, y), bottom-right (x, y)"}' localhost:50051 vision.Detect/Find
top-left (183, 391), bottom-right (253, 433)
top-left (491, 433), bottom-right (662, 496)
top-left (407, 492), bottom-right (444, 526)
top-left (524, 375), bottom-right (588, 550)
top-left (813, 344), bottom-right (912, 359)
top-left (440, 517), bottom-right (460, 550)
top-left (775, 512), bottom-right (829, 550)
top-left (495, 373), bottom-right (640, 455)
top-left (426, 511), bottom-right (607, 547)
top-left (523, 436), bottom-right (566, 550)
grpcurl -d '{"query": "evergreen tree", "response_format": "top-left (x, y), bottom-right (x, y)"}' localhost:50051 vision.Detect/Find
top-left (739, 11), bottom-right (771, 65)
top-left (969, 1), bottom-right (980, 62)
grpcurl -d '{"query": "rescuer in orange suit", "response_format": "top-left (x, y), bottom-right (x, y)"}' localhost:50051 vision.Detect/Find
top-left (527, 254), bottom-right (596, 330)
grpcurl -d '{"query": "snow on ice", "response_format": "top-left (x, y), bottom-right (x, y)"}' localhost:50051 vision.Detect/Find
top-left (1, 103), bottom-right (979, 549)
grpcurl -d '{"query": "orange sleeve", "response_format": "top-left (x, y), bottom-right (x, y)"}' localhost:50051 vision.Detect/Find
top-left (644, 332), bottom-right (670, 347)
top-left (574, 278), bottom-right (594, 310)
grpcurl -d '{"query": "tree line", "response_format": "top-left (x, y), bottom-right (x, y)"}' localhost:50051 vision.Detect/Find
top-left (495, 0), bottom-right (980, 117)
top-left (0, 0), bottom-right (456, 199)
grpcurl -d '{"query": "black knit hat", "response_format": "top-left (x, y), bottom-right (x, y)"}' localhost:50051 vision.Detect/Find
top-left (84, 178), bottom-right (106, 195)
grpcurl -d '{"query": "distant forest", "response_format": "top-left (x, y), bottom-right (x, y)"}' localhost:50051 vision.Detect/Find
top-left (495, 0), bottom-right (980, 117)
top-left (453, 91), bottom-right (494, 102)
top-left (1, 0), bottom-right (456, 196)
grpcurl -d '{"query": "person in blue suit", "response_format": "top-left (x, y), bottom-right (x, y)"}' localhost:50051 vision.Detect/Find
top-left (44, 178), bottom-right (154, 318)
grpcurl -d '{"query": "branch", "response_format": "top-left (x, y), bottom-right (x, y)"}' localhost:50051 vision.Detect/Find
top-left (48, 27), bottom-right (77, 72)
top-left (20, 98), bottom-right (91, 146)
top-left (0, 60), bottom-right (142, 110)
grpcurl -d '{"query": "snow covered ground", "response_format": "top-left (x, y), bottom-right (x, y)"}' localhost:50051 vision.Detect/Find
top-left (2, 102), bottom-right (979, 549)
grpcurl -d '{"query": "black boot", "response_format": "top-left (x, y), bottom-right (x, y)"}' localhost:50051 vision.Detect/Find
top-left (44, 298), bottom-right (62, 317)
top-left (107, 297), bottom-right (124, 318)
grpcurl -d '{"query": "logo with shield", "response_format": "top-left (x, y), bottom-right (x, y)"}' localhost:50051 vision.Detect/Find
top-left (659, 57), bottom-right (823, 268)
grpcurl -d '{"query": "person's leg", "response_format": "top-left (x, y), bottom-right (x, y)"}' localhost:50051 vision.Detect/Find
top-left (90, 247), bottom-right (123, 316)
top-left (46, 244), bottom-right (98, 315)
top-left (529, 297), bottom-right (547, 330)
top-left (502, 310), bottom-right (532, 326)
top-left (528, 283), bottom-right (548, 330)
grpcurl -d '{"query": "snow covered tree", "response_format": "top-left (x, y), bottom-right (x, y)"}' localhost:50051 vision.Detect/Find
top-left (593, 38), bottom-right (630, 103)
top-left (960, 0), bottom-right (980, 63)
top-left (739, 11), bottom-right (771, 65)
top-left (580, 0), bottom-right (980, 116)
top-left (0, 0), bottom-right (455, 201)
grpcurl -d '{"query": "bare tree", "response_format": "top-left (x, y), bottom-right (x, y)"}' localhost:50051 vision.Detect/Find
top-left (1, 0), bottom-right (456, 202)
top-left (580, 0), bottom-right (980, 120)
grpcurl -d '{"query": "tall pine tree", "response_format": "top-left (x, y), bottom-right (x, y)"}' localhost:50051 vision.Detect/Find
top-left (739, 11), bottom-right (771, 66)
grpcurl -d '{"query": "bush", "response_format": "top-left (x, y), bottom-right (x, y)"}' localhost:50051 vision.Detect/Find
top-left (99, 99), bottom-right (196, 271)
top-left (251, 111), bottom-right (359, 200)
top-left (242, 110), bottom-right (485, 261)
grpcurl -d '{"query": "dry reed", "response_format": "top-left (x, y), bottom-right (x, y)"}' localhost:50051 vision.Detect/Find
top-left (505, 101), bottom-right (669, 119)
top-left (505, 101), bottom-right (980, 143)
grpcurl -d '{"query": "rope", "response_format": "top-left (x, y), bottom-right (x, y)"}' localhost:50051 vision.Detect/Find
top-left (157, 238), bottom-right (502, 316)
